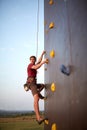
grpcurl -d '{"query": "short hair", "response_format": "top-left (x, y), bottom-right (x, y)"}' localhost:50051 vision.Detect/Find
top-left (30, 56), bottom-right (36, 61)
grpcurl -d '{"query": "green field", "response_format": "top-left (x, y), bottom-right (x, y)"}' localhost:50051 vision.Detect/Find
top-left (0, 116), bottom-right (44, 130)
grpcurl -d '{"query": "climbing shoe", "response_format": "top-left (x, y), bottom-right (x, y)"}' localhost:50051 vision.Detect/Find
top-left (36, 118), bottom-right (45, 125)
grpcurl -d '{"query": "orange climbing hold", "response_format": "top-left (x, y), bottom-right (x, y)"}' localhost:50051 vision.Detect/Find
top-left (51, 83), bottom-right (56, 92)
top-left (46, 58), bottom-right (49, 64)
top-left (49, 22), bottom-right (54, 29)
top-left (49, 0), bottom-right (54, 5)
top-left (50, 50), bottom-right (55, 58)
top-left (44, 119), bottom-right (49, 125)
top-left (51, 123), bottom-right (57, 130)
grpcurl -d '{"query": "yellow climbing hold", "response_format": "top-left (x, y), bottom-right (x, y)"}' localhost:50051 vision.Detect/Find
top-left (49, 22), bottom-right (54, 29)
top-left (51, 83), bottom-right (56, 92)
top-left (44, 119), bottom-right (49, 125)
top-left (49, 0), bottom-right (54, 5)
top-left (51, 123), bottom-right (57, 130)
top-left (50, 50), bottom-right (55, 58)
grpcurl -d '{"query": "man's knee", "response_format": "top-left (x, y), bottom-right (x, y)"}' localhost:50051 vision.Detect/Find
top-left (34, 94), bottom-right (39, 102)
top-left (41, 84), bottom-right (45, 88)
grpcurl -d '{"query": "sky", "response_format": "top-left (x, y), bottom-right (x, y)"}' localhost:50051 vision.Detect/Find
top-left (0, 0), bottom-right (44, 111)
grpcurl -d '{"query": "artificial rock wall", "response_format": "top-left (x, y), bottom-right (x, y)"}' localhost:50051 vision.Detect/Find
top-left (44, 0), bottom-right (87, 130)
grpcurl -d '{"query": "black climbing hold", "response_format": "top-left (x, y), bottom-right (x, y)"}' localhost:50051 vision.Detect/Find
top-left (60, 64), bottom-right (70, 76)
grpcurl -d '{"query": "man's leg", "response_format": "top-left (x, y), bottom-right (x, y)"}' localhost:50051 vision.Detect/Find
top-left (37, 84), bottom-right (46, 99)
top-left (37, 84), bottom-right (45, 92)
top-left (30, 84), bottom-right (43, 121)
top-left (33, 94), bottom-right (41, 120)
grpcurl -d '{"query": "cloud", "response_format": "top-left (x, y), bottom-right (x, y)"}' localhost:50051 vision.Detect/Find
top-left (0, 47), bottom-right (6, 51)
top-left (9, 47), bottom-right (15, 51)
top-left (0, 47), bottom-right (15, 52)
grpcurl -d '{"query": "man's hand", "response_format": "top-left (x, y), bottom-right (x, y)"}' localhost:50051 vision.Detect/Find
top-left (42, 58), bottom-right (49, 64)
top-left (32, 58), bottom-right (49, 70)
top-left (42, 50), bottom-right (46, 55)
top-left (37, 51), bottom-right (46, 64)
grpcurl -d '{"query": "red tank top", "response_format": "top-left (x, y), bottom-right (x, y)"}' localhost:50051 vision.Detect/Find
top-left (27, 63), bottom-right (37, 78)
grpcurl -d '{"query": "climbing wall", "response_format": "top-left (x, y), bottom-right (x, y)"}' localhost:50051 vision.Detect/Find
top-left (44, 0), bottom-right (87, 130)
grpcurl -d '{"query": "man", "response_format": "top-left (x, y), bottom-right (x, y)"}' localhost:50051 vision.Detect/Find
top-left (25, 51), bottom-right (48, 124)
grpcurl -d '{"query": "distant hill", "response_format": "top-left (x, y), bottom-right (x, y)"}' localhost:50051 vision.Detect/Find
top-left (0, 110), bottom-right (35, 117)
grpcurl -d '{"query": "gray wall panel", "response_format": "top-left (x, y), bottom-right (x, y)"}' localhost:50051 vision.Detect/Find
top-left (44, 0), bottom-right (87, 130)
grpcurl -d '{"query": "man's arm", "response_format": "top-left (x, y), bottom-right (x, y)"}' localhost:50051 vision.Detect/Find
top-left (32, 58), bottom-right (48, 70)
top-left (36, 51), bottom-right (46, 64)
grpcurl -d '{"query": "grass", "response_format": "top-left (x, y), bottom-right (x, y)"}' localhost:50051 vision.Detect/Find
top-left (0, 115), bottom-right (44, 130)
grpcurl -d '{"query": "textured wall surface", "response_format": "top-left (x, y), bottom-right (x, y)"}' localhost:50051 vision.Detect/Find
top-left (44, 0), bottom-right (87, 130)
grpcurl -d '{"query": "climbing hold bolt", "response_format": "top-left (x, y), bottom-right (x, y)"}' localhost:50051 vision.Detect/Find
top-left (45, 30), bottom-right (49, 34)
top-left (45, 68), bottom-right (47, 71)
top-left (50, 50), bottom-right (55, 58)
top-left (49, 22), bottom-right (54, 29)
top-left (51, 83), bottom-right (56, 92)
top-left (52, 123), bottom-right (57, 130)
top-left (44, 20), bottom-right (47, 26)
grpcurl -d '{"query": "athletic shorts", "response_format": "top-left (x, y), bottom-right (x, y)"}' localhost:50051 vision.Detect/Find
top-left (29, 83), bottom-right (44, 96)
